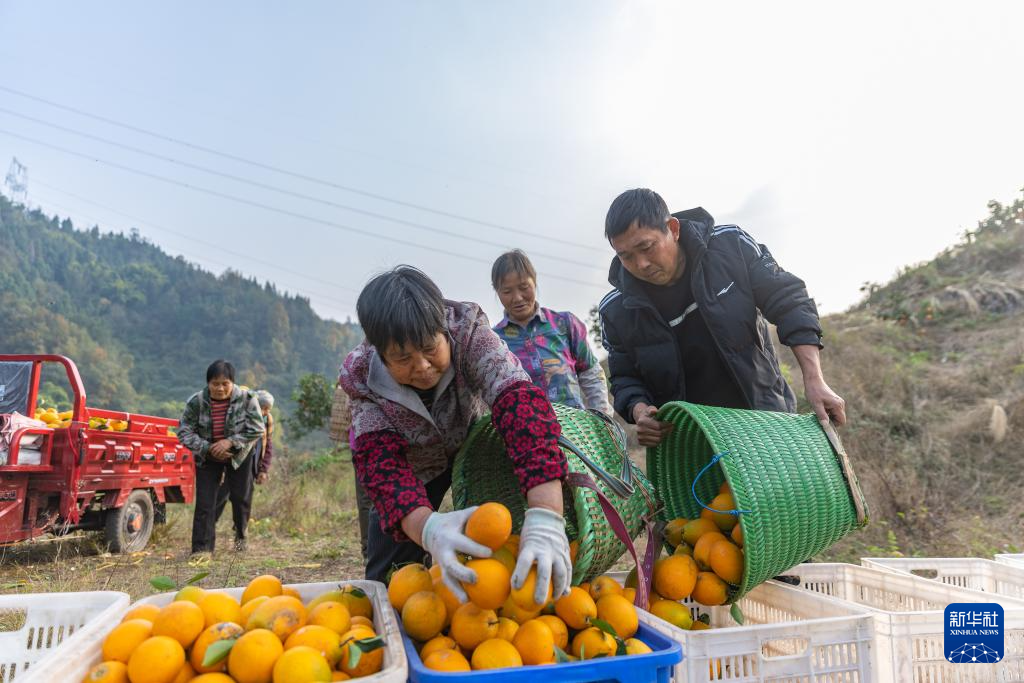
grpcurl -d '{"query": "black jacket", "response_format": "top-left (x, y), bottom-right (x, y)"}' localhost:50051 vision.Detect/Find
top-left (599, 207), bottom-right (822, 421)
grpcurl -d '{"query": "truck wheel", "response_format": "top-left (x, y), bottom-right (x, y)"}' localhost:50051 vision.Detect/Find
top-left (105, 490), bottom-right (154, 553)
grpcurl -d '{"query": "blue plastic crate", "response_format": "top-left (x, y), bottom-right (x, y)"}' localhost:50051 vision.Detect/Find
top-left (404, 621), bottom-right (682, 683)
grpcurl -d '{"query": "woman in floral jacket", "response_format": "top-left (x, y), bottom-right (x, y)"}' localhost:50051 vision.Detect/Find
top-left (339, 266), bottom-right (571, 605)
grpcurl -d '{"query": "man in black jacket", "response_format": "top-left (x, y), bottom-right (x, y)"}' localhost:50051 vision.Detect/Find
top-left (598, 188), bottom-right (846, 446)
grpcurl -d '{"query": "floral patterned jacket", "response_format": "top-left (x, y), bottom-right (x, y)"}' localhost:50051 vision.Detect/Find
top-left (339, 300), bottom-right (567, 539)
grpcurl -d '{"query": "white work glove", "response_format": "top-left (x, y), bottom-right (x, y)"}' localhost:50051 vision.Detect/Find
top-left (421, 507), bottom-right (492, 603)
top-left (511, 507), bottom-right (572, 605)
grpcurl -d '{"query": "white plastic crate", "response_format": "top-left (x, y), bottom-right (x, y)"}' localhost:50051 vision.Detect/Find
top-left (996, 554), bottom-right (1024, 569)
top-left (608, 570), bottom-right (874, 682)
top-left (25, 580), bottom-right (406, 683)
top-left (776, 562), bottom-right (1024, 683)
top-left (862, 557), bottom-right (1024, 601)
top-left (0, 590), bottom-right (129, 682)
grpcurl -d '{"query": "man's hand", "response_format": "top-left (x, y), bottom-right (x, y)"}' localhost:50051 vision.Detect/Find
top-left (209, 439), bottom-right (234, 460)
top-left (255, 472), bottom-right (269, 485)
top-left (632, 403), bottom-right (673, 447)
top-left (804, 377), bottom-right (847, 428)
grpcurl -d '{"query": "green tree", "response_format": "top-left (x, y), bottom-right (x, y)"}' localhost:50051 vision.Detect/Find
top-left (286, 373), bottom-right (334, 438)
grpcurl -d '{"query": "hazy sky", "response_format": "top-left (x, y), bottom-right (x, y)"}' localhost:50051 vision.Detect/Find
top-left (1, 1), bottom-right (1022, 327)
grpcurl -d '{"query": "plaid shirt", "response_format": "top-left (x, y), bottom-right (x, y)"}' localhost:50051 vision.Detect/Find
top-left (494, 306), bottom-right (597, 409)
top-left (178, 386), bottom-right (265, 469)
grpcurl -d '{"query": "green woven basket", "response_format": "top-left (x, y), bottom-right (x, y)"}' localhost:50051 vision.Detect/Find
top-left (648, 401), bottom-right (868, 603)
top-left (452, 404), bottom-right (659, 583)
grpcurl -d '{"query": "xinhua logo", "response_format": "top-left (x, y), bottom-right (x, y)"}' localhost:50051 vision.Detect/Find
top-left (945, 603), bottom-right (1004, 664)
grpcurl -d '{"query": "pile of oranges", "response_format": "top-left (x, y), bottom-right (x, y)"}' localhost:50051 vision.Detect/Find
top-left (82, 575), bottom-right (382, 683)
top-left (641, 482), bottom-right (745, 631)
top-left (391, 502), bottom-right (654, 672)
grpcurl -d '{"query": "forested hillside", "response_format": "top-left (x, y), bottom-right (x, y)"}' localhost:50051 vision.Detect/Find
top-left (0, 194), bottom-right (362, 417)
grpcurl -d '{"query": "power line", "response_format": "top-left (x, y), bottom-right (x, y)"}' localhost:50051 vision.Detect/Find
top-left (0, 106), bottom-right (602, 270)
top-left (0, 83), bottom-right (607, 254)
top-left (28, 192), bottom-right (358, 314)
top-left (32, 178), bottom-right (362, 296)
top-left (0, 126), bottom-right (607, 290)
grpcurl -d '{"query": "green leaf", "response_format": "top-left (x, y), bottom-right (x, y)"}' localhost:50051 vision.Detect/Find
top-left (346, 586), bottom-right (367, 599)
top-left (150, 575), bottom-right (176, 591)
top-left (554, 645), bottom-right (571, 664)
top-left (201, 638), bottom-right (237, 667)
top-left (185, 571), bottom-right (210, 586)
top-left (697, 612), bottom-right (711, 625)
top-left (347, 636), bottom-right (384, 670)
top-left (730, 603), bottom-right (745, 625)
top-left (615, 638), bottom-right (628, 657)
top-left (590, 618), bottom-right (619, 639)
top-left (347, 641), bottom-right (363, 670)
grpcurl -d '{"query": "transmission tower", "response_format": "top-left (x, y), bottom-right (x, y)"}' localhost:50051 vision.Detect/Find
top-left (4, 157), bottom-right (29, 203)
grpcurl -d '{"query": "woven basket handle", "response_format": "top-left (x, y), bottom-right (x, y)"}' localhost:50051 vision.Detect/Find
top-left (821, 420), bottom-right (869, 525)
top-left (557, 434), bottom-right (635, 499)
top-left (565, 472), bottom-right (656, 612)
top-left (583, 408), bottom-right (634, 487)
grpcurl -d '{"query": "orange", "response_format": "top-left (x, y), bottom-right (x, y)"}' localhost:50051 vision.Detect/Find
top-left (499, 595), bottom-right (542, 625)
top-left (121, 604), bottom-right (161, 624)
top-left (536, 615), bottom-right (568, 650)
top-left (349, 615), bottom-right (374, 629)
top-left (281, 586), bottom-right (302, 601)
top-left (227, 629), bottom-right (284, 683)
top-left (126, 636), bottom-right (186, 683)
top-left (707, 493), bottom-right (738, 531)
top-left (690, 620), bottom-right (712, 630)
top-left (242, 575), bottom-right (283, 605)
top-left (246, 596), bottom-right (307, 641)
top-left (102, 619), bottom-right (153, 663)
top-left (731, 523), bottom-right (744, 547)
top-left (239, 595), bottom-right (269, 625)
top-left (82, 661), bottom-right (129, 683)
top-left (681, 518), bottom-right (719, 547)
top-left (719, 481), bottom-right (732, 495)
top-left (622, 588), bottom-right (637, 603)
top-left (401, 591), bottom-right (446, 642)
top-left (433, 576), bottom-right (462, 627)
top-left (691, 572), bottom-right (729, 606)
top-left (709, 540), bottom-right (745, 585)
top-left (338, 630), bottom-right (384, 678)
top-left (465, 502), bottom-right (512, 551)
top-left (284, 625), bottom-right (342, 667)
top-left (174, 586), bottom-right (207, 605)
top-left (503, 534), bottom-right (520, 556)
top-left (674, 542), bottom-right (694, 557)
top-left (271, 645), bottom-right (332, 683)
top-left (624, 637), bottom-right (652, 654)
top-left (512, 618), bottom-right (555, 665)
top-left (171, 662), bottom-right (196, 683)
top-left (199, 593), bottom-right (243, 629)
top-left (330, 673), bottom-right (351, 682)
top-left (387, 563), bottom-right (433, 611)
top-left (423, 649), bottom-right (471, 672)
top-left (471, 638), bottom-right (523, 669)
top-left (191, 675), bottom-right (233, 683)
top-left (491, 547), bottom-right (517, 574)
top-left (571, 627), bottom-right (616, 660)
top-left (190, 621), bottom-right (244, 674)
top-left (663, 518), bottom-right (688, 548)
top-left (308, 601), bottom-right (351, 635)
top-left (463, 558), bottom-right (511, 611)
top-left (153, 601), bottom-right (205, 649)
top-left (336, 586), bottom-right (373, 619)
top-left (653, 555), bottom-right (698, 601)
top-left (569, 540), bottom-right (579, 566)
top-left (624, 567), bottom-right (638, 589)
top-left (596, 593), bottom-right (639, 639)
top-left (589, 575), bottom-right (623, 601)
top-left (509, 566), bottom-right (551, 611)
top-left (495, 617), bottom-right (519, 642)
top-left (554, 586), bottom-right (597, 630)
top-left (449, 603), bottom-right (499, 650)
top-left (419, 635), bottom-right (458, 660)
top-left (650, 599), bottom-right (693, 630)
top-left (693, 532), bottom-right (728, 570)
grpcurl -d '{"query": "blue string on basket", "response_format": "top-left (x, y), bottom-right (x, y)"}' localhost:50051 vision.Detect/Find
top-left (691, 451), bottom-right (753, 516)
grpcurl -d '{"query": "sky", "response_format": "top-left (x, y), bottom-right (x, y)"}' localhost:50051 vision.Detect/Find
top-left (1, 1), bottom-right (1022, 327)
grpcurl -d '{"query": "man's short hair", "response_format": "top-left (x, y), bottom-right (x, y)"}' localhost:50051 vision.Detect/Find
top-left (206, 359), bottom-right (235, 383)
top-left (490, 249), bottom-right (537, 290)
top-left (356, 265), bottom-right (447, 354)
top-left (605, 188), bottom-right (671, 240)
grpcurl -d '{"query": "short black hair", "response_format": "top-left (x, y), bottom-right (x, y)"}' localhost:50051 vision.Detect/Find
top-left (605, 188), bottom-right (670, 240)
top-left (357, 265), bottom-right (447, 354)
top-left (490, 250), bottom-right (537, 290)
top-left (206, 359), bottom-right (235, 382)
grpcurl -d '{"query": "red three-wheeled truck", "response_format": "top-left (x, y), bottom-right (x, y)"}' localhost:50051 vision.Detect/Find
top-left (0, 354), bottom-right (195, 552)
